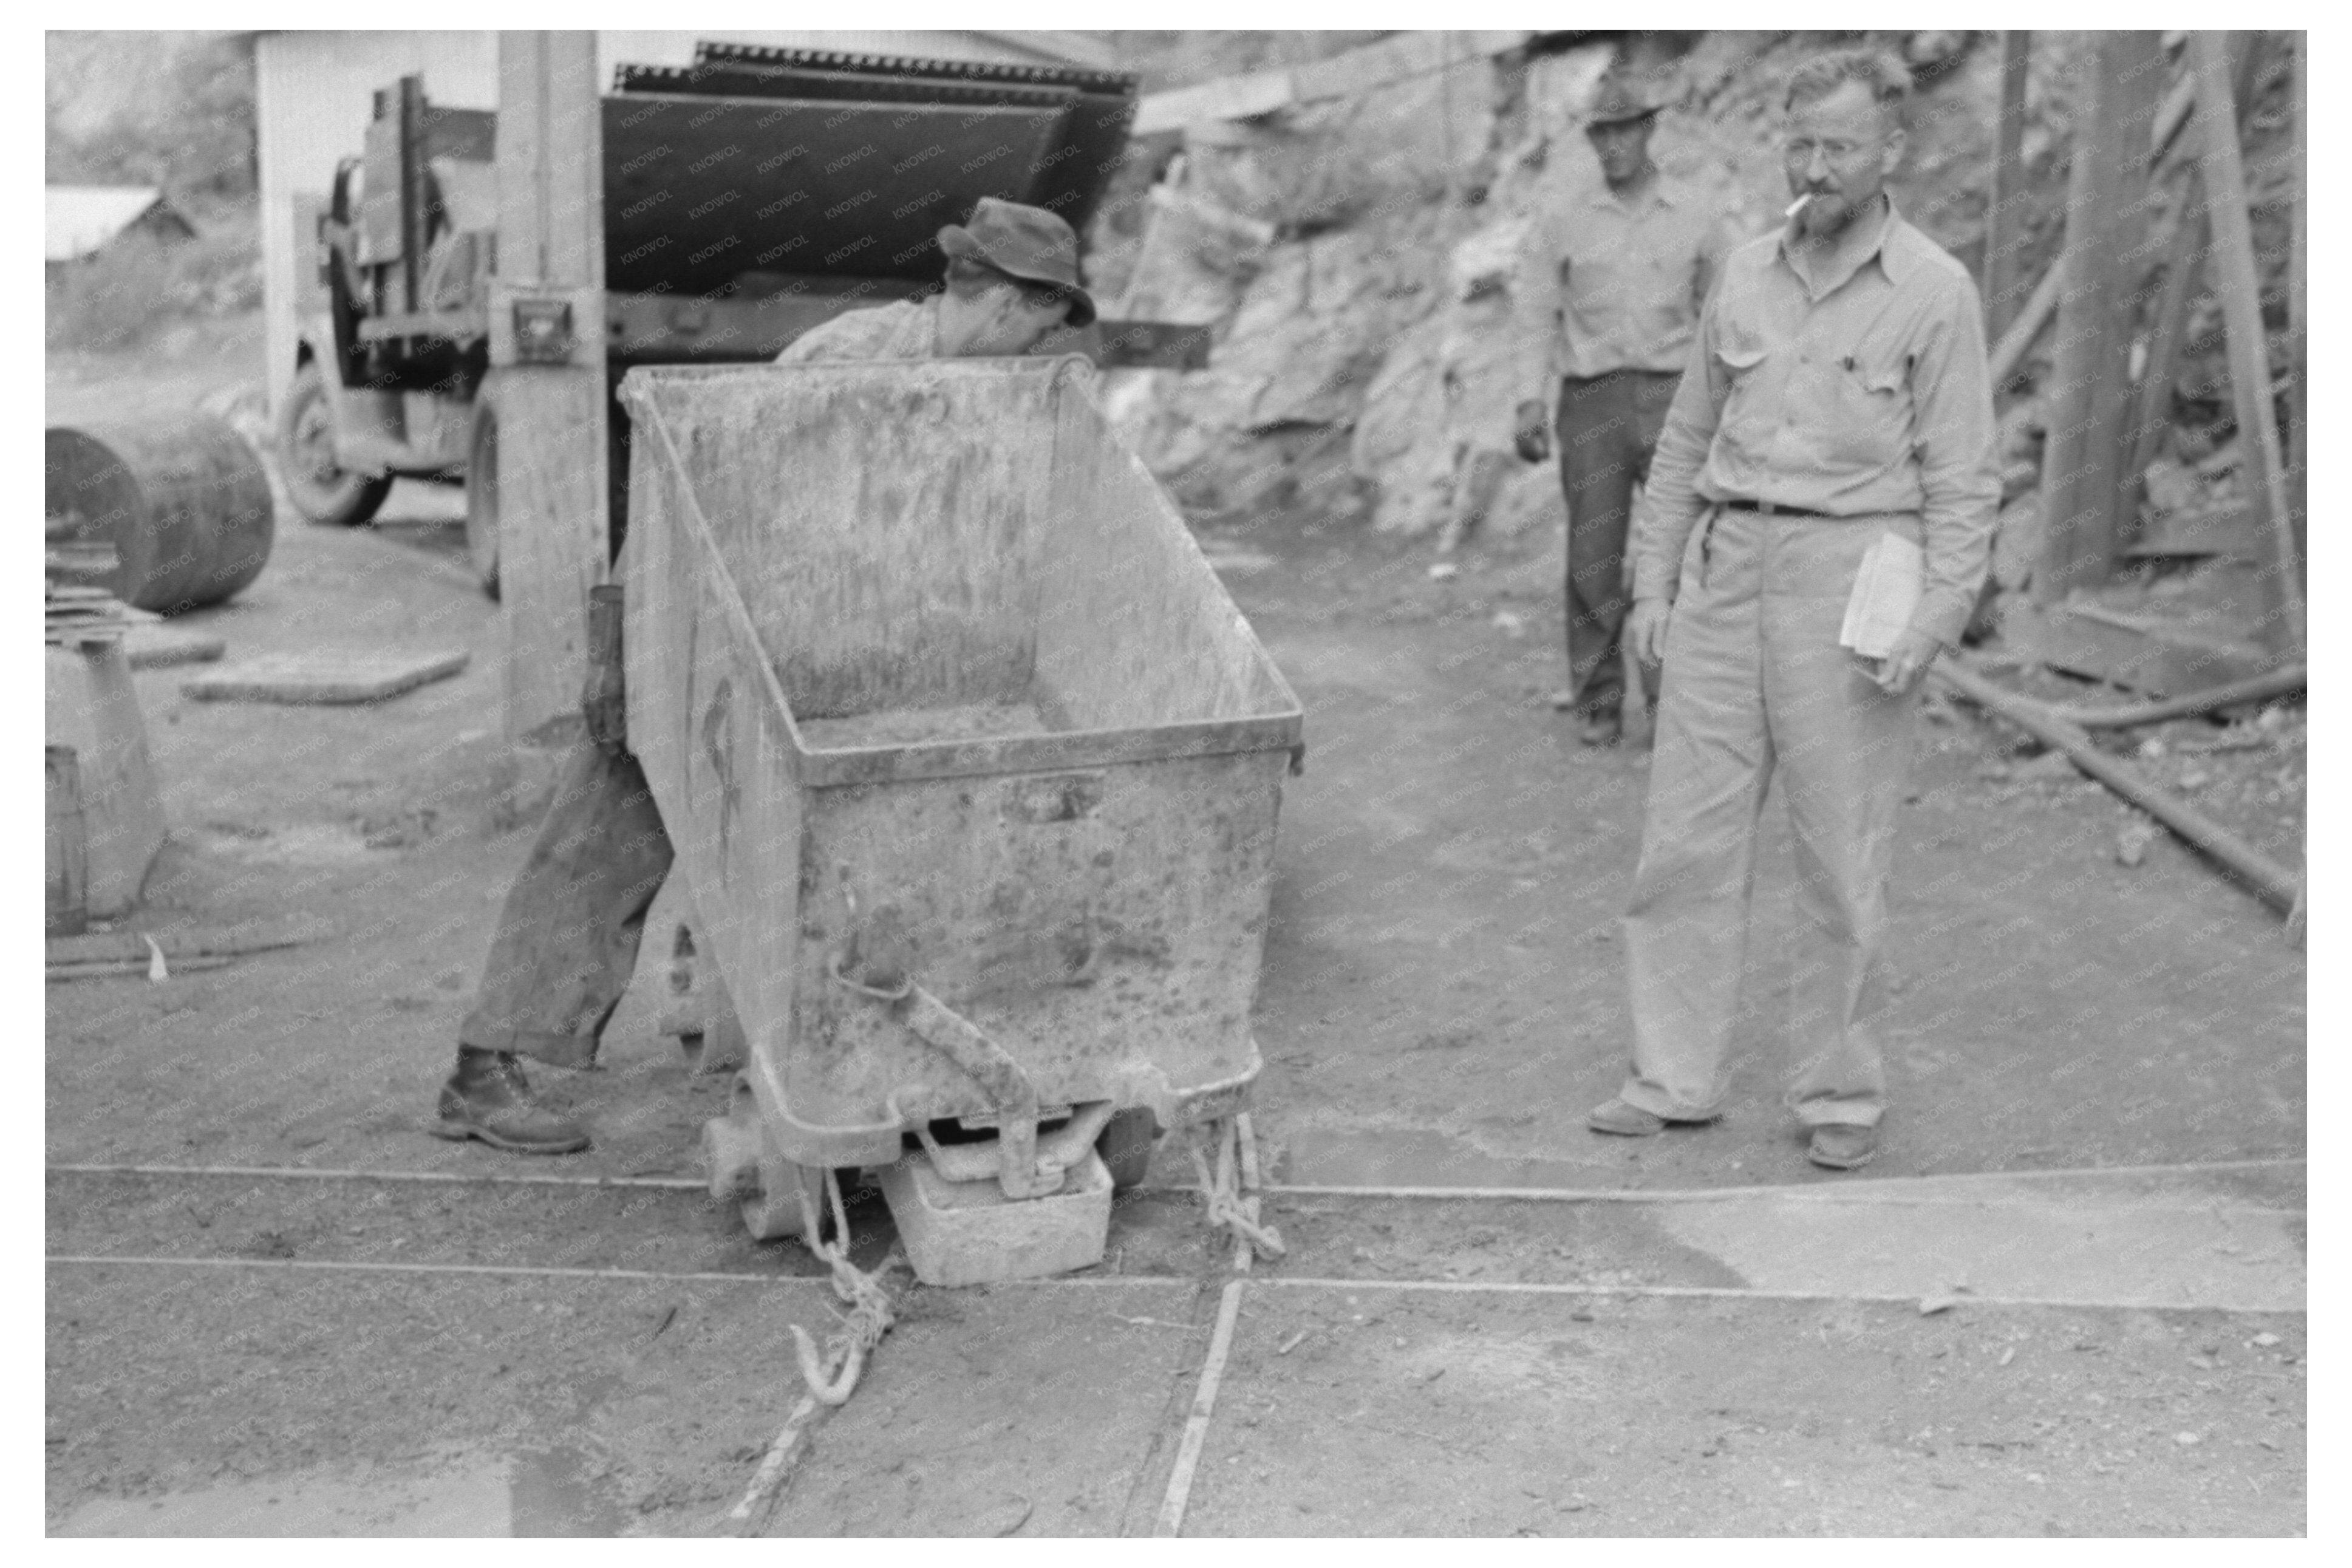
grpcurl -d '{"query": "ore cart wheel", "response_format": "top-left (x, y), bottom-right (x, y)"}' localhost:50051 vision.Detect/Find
top-left (278, 360), bottom-right (391, 528)
top-left (463, 398), bottom-right (501, 599)
top-left (1097, 1107), bottom-right (1160, 1192)
top-left (703, 1074), bottom-right (827, 1242)
top-left (738, 1162), bottom-right (828, 1243)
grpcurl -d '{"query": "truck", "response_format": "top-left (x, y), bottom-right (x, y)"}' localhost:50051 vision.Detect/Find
top-left (278, 42), bottom-right (1195, 594)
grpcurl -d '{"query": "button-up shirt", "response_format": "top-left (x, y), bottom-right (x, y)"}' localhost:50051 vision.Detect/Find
top-left (774, 295), bottom-right (941, 364)
top-left (1637, 199), bottom-right (2000, 647)
top-left (1517, 177), bottom-right (1730, 389)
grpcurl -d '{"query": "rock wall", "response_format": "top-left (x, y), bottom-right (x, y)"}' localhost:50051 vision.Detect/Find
top-left (1092, 26), bottom-right (2303, 608)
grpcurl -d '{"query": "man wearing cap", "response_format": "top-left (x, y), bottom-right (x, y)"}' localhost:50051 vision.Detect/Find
top-left (1515, 72), bottom-right (1733, 748)
top-left (1586, 48), bottom-right (1999, 1170)
top-left (432, 198), bottom-right (1093, 1154)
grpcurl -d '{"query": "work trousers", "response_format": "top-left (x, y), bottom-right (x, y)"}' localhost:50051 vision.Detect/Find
top-left (458, 743), bottom-right (674, 1069)
top-left (1617, 505), bottom-right (1921, 1128)
top-left (1556, 369), bottom-right (1680, 718)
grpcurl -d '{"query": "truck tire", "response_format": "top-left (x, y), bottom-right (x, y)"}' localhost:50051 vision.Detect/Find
top-left (1097, 1107), bottom-right (1159, 1193)
top-left (464, 398), bottom-right (500, 599)
top-left (277, 360), bottom-right (391, 527)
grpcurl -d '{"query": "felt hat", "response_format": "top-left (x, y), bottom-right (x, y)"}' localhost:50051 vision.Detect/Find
top-left (1587, 73), bottom-right (1666, 128)
top-left (937, 197), bottom-right (1097, 326)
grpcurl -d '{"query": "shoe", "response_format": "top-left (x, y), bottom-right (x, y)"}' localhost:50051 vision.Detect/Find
top-left (432, 1051), bottom-right (590, 1154)
top-left (1577, 711), bottom-right (1623, 748)
top-left (1586, 1097), bottom-right (1667, 1136)
top-left (1807, 1123), bottom-right (1877, 1171)
top-left (1549, 688), bottom-right (1578, 711)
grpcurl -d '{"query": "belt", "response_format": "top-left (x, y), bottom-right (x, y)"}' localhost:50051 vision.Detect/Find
top-left (1720, 497), bottom-right (1829, 519)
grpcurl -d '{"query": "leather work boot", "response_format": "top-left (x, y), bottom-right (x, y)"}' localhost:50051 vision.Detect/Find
top-left (432, 1049), bottom-right (590, 1154)
top-left (1807, 1123), bottom-right (1878, 1171)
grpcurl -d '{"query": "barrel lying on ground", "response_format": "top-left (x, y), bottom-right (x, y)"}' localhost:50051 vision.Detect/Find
top-left (45, 415), bottom-right (276, 614)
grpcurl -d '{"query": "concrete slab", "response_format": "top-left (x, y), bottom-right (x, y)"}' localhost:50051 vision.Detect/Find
top-left (1176, 1286), bottom-right (2305, 1536)
top-left (1653, 1192), bottom-right (2304, 1312)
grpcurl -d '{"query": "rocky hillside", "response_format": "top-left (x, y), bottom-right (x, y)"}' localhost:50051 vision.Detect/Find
top-left (1088, 29), bottom-right (2303, 587)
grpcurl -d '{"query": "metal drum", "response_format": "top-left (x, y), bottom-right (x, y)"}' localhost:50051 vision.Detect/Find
top-left (45, 415), bottom-right (276, 613)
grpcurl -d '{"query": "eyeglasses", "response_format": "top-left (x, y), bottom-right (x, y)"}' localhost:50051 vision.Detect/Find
top-left (1782, 137), bottom-right (1873, 166)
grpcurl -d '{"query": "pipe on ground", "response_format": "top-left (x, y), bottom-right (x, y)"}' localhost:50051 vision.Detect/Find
top-left (1932, 660), bottom-right (2301, 916)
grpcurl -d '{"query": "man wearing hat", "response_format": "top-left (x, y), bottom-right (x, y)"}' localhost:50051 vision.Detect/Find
top-left (774, 196), bottom-right (1094, 364)
top-left (1514, 71), bottom-right (1733, 747)
top-left (431, 199), bottom-right (1092, 1154)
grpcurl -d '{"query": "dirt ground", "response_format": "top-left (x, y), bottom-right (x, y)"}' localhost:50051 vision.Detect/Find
top-left (46, 322), bottom-right (2306, 1536)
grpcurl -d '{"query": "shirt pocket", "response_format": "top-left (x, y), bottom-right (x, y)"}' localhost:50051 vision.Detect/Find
top-left (1710, 339), bottom-right (1771, 458)
top-left (1826, 352), bottom-right (1912, 467)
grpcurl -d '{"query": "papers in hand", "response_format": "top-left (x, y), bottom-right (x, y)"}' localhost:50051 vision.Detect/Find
top-left (1838, 532), bottom-right (1924, 660)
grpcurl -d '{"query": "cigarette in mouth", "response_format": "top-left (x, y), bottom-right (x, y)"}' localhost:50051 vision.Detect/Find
top-left (1785, 194), bottom-right (1812, 221)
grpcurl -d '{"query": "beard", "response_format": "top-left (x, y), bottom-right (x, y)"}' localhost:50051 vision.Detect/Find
top-left (1795, 189), bottom-right (1866, 239)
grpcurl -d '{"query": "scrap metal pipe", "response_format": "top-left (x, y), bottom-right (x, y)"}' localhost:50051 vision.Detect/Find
top-left (1932, 660), bottom-right (2300, 915)
top-left (2029, 664), bottom-right (2305, 729)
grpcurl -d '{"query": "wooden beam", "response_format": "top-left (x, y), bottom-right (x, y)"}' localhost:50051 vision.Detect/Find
top-left (1983, 31), bottom-right (2033, 339)
top-left (1130, 31), bottom-right (1529, 134)
top-left (2034, 30), bottom-right (2163, 604)
top-left (2123, 35), bottom-right (2262, 525)
top-left (493, 30), bottom-right (610, 759)
top-left (2189, 30), bottom-right (2304, 655)
top-left (2286, 32), bottom-right (2306, 568)
top-left (1989, 261), bottom-right (2062, 390)
top-left (1934, 659), bottom-right (2299, 916)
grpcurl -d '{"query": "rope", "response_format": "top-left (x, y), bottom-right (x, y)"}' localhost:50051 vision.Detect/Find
top-left (1187, 1118), bottom-right (1284, 1263)
top-left (785, 1168), bottom-right (900, 1406)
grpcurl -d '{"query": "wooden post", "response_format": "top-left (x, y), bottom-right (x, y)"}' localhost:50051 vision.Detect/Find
top-left (2190, 30), bottom-right (2304, 656)
top-left (492, 30), bottom-right (609, 764)
top-left (2035, 30), bottom-right (2163, 605)
top-left (2286, 32), bottom-right (2306, 570)
top-left (1984, 31), bottom-right (2033, 340)
top-left (2124, 35), bottom-right (2262, 511)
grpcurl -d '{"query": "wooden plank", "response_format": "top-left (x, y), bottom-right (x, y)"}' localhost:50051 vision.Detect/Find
top-left (1131, 69), bottom-right (1297, 135)
top-left (2003, 596), bottom-right (2275, 696)
top-left (2124, 35), bottom-right (2260, 531)
top-left (46, 748), bottom-right (89, 937)
top-left (2122, 500), bottom-right (2253, 559)
top-left (1934, 660), bottom-right (2298, 916)
top-left (122, 627), bottom-right (227, 669)
top-left (43, 643), bottom-right (166, 920)
top-left (47, 916), bottom-right (331, 968)
top-left (2034, 30), bottom-right (2163, 604)
top-left (182, 650), bottom-right (469, 705)
top-left (355, 307), bottom-right (489, 344)
top-left (1983, 31), bottom-right (2033, 339)
top-left (494, 30), bottom-right (608, 756)
top-left (2285, 32), bottom-right (2306, 568)
top-left (2189, 30), bottom-right (2304, 656)
top-left (1130, 30), bottom-right (1530, 134)
top-left (1988, 261), bottom-right (2061, 391)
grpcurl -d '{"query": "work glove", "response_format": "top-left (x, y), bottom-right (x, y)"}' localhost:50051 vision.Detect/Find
top-left (582, 583), bottom-right (627, 754)
top-left (1513, 400), bottom-right (1552, 464)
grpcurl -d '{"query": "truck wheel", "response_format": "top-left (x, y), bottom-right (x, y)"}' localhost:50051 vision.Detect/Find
top-left (278, 360), bottom-right (391, 527)
top-left (1097, 1108), bottom-right (1159, 1192)
top-left (464, 400), bottom-right (500, 599)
